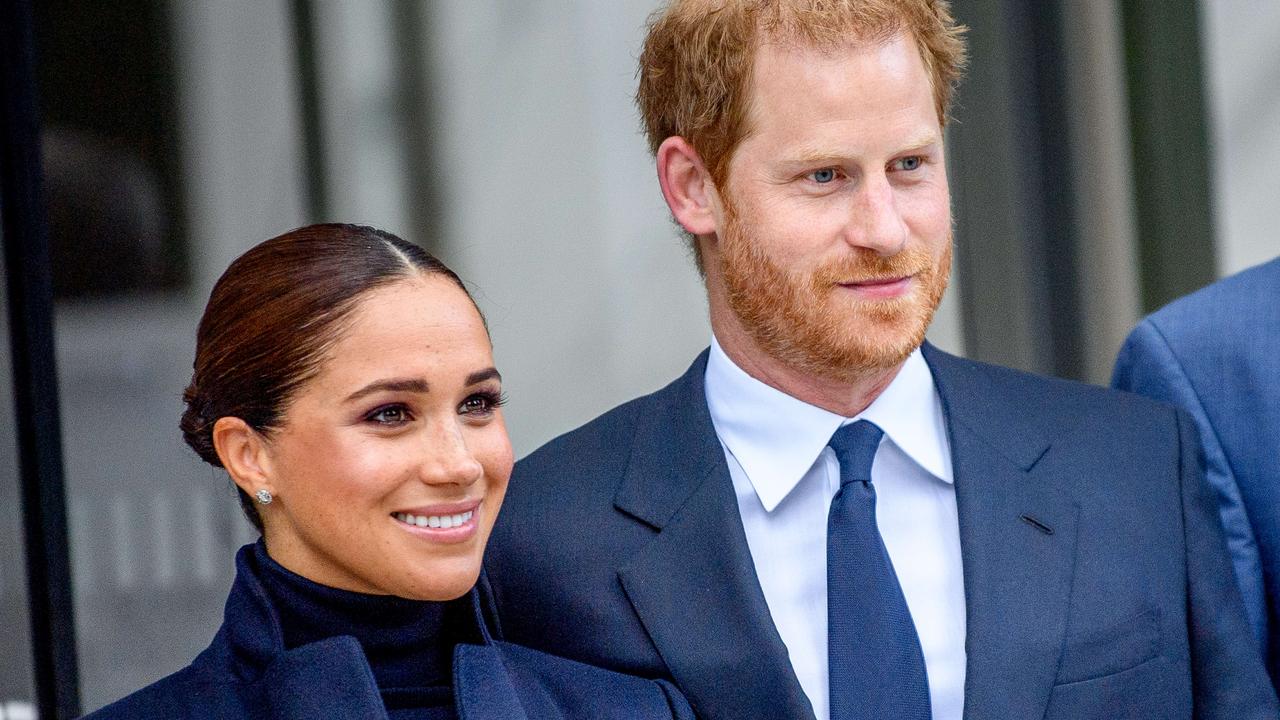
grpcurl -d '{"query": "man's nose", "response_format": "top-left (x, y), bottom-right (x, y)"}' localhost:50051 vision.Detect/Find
top-left (844, 173), bottom-right (907, 256)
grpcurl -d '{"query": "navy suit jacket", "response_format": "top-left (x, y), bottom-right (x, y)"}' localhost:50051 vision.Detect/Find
top-left (1113, 256), bottom-right (1280, 689)
top-left (82, 546), bottom-right (693, 720)
top-left (486, 343), bottom-right (1278, 719)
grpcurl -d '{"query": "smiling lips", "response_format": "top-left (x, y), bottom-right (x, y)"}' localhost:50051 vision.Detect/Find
top-left (394, 510), bottom-right (474, 529)
top-left (392, 502), bottom-right (481, 542)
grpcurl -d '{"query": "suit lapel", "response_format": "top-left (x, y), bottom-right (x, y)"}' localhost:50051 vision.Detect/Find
top-left (614, 351), bottom-right (814, 720)
top-left (612, 346), bottom-right (1080, 719)
top-left (924, 345), bottom-right (1078, 719)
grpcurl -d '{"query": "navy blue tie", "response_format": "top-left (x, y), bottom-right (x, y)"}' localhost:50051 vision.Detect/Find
top-left (826, 420), bottom-right (931, 720)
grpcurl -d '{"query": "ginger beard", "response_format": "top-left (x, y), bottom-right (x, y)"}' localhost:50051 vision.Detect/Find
top-left (717, 199), bottom-right (952, 384)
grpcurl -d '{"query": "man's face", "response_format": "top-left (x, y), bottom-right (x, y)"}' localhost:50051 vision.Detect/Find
top-left (708, 33), bottom-right (952, 382)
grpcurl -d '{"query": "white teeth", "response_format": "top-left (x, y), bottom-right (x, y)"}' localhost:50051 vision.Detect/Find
top-left (394, 510), bottom-right (474, 529)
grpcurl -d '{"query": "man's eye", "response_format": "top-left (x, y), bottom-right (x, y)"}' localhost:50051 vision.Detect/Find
top-left (810, 168), bottom-right (838, 184)
top-left (895, 155), bottom-right (923, 171)
top-left (367, 405), bottom-right (410, 425)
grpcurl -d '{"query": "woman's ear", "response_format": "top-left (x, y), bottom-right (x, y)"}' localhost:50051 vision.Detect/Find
top-left (656, 136), bottom-right (722, 237)
top-left (212, 417), bottom-right (274, 499)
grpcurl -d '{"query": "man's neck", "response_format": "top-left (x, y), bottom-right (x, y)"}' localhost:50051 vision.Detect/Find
top-left (711, 318), bottom-right (908, 418)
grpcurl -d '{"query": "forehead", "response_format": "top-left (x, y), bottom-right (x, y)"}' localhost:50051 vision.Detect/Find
top-left (317, 276), bottom-right (491, 385)
top-left (739, 32), bottom-right (937, 150)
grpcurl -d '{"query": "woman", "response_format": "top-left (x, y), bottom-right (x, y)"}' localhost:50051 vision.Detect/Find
top-left (84, 224), bottom-right (693, 719)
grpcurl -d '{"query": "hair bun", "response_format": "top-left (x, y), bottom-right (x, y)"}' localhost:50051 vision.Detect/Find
top-left (180, 384), bottom-right (224, 468)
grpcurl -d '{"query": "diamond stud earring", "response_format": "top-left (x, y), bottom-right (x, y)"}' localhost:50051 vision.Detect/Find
top-left (255, 489), bottom-right (273, 505)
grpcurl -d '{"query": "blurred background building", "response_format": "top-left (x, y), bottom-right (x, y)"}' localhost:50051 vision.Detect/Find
top-left (1, 0), bottom-right (1277, 714)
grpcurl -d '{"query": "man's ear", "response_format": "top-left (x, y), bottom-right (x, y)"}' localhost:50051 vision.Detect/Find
top-left (656, 136), bottom-right (721, 237)
top-left (212, 416), bottom-right (275, 500)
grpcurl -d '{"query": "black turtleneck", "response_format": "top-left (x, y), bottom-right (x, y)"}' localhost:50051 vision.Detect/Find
top-left (250, 541), bottom-right (458, 720)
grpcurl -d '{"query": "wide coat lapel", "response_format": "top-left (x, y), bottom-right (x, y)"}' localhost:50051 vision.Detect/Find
top-left (923, 344), bottom-right (1079, 719)
top-left (217, 545), bottom-right (390, 719)
top-left (452, 645), bottom-right (531, 720)
top-left (614, 351), bottom-right (815, 720)
top-left (224, 545), bottom-right (505, 720)
top-left (261, 637), bottom-right (388, 719)
top-left (256, 599), bottom-right (535, 720)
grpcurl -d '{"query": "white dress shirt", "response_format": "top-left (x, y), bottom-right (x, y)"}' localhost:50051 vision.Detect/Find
top-left (704, 337), bottom-right (966, 720)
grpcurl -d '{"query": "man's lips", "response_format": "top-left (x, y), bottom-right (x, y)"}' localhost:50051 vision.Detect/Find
top-left (837, 274), bottom-right (914, 298)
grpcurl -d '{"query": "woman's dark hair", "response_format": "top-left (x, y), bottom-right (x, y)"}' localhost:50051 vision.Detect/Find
top-left (180, 223), bottom-right (477, 531)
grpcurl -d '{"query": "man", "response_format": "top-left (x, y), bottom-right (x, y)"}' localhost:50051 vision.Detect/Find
top-left (1113, 255), bottom-right (1280, 691)
top-left (485, 1), bottom-right (1277, 718)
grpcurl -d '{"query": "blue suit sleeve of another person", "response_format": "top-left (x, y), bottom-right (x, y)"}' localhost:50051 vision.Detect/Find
top-left (1174, 409), bottom-right (1279, 716)
top-left (1113, 319), bottom-right (1268, 653)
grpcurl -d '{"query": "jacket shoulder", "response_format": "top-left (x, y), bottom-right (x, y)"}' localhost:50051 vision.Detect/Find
top-left (497, 368), bottom-right (690, 547)
top-left (1115, 256), bottom-right (1280, 394)
top-left (1144, 256), bottom-right (1280, 337)
top-left (927, 344), bottom-right (1179, 426)
top-left (515, 363), bottom-right (694, 481)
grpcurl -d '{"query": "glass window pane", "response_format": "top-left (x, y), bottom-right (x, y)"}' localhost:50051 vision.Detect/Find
top-left (33, 0), bottom-right (256, 710)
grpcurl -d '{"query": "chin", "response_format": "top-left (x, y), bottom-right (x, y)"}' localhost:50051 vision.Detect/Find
top-left (395, 558), bottom-right (482, 602)
top-left (781, 308), bottom-right (929, 379)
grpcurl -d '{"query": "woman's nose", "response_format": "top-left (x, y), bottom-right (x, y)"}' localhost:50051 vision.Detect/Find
top-left (419, 421), bottom-right (484, 486)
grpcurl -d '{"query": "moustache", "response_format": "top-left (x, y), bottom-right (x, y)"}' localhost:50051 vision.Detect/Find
top-left (807, 246), bottom-right (935, 287)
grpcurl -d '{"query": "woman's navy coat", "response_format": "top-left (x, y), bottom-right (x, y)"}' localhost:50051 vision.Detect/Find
top-left (82, 548), bottom-right (693, 719)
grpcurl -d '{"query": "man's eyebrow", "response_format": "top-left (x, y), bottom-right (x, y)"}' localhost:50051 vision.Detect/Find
top-left (785, 135), bottom-right (942, 166)
top-left (345, 378), bottom-right (430, 403)
top-left (894, 134), bottom-right (942, 155)
top-left (466, 367), bottom-right (502, 386)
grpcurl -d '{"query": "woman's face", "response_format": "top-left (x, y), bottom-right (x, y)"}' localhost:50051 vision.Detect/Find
top-left (258, 274), bottom-right (513, 600)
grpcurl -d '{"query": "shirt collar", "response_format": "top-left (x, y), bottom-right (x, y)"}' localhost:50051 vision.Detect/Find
top-left (704, 337), bottom-right (952, 512)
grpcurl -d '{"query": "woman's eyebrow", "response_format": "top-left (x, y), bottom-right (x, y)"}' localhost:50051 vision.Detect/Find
top-left (345, 369), bottom-right (500, 402)
top-left (345, 378), bottom-right (430, 402)
top-left (466, 367), bottom-right (502, 385)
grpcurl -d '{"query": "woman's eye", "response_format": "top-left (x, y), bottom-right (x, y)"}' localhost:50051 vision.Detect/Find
top-left (895, 155), bottom-right (923, 171)
top-left (366, 405), bottom-right (411, 425)
top-left (460, 391), bottom-right (506, 416)
top-left (810, 168), bottom-right (838, 184)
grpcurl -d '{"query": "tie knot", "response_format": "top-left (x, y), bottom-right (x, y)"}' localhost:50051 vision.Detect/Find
top-left (828, 420), bottom-right (883, 486)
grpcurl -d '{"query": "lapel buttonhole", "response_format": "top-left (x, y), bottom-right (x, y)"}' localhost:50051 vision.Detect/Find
top-left (1020, 514), bottom-right (1054, 535)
